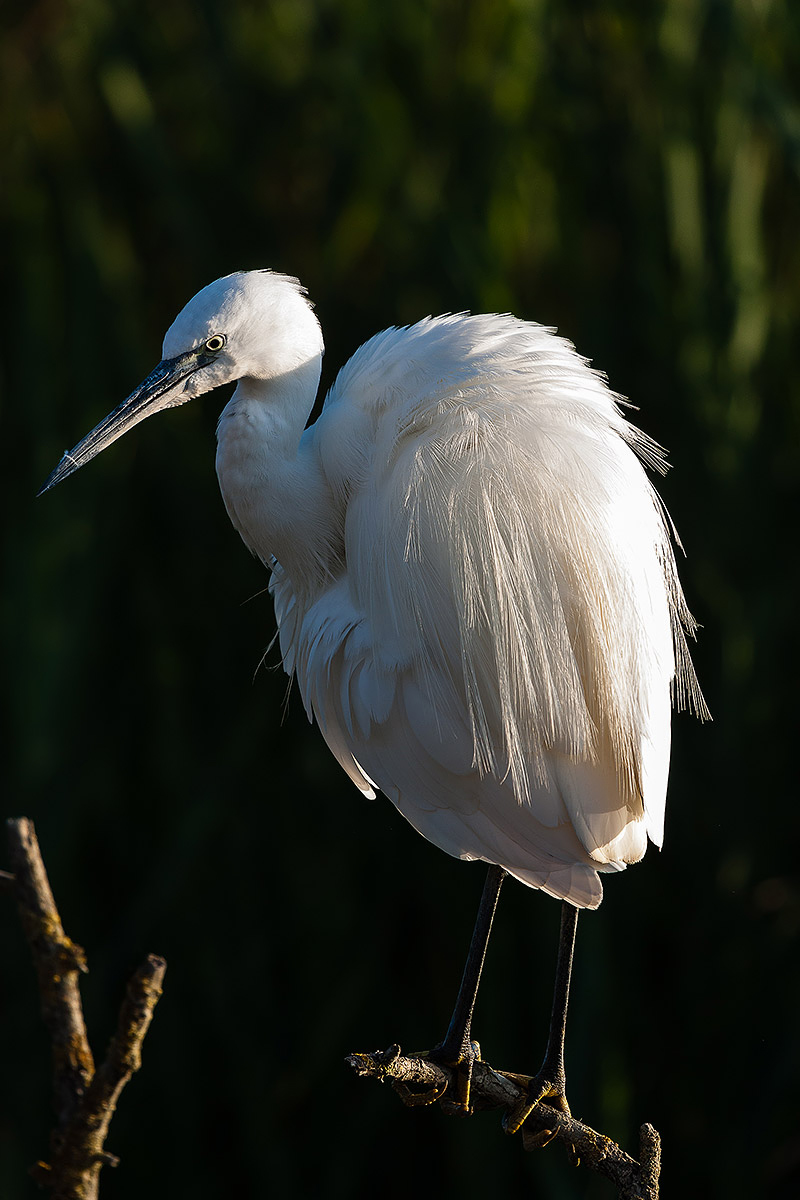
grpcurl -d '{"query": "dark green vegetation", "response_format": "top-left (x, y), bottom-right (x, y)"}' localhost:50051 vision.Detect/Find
top-left (2, 1), bottom-right (798, 1197)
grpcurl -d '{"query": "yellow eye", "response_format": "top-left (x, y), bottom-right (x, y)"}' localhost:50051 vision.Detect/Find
top-left (205, 335), bottom-right (226, 353)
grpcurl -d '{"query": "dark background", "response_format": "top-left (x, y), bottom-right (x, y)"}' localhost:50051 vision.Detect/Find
top-left (2, 1), bottom-right (798, 1197)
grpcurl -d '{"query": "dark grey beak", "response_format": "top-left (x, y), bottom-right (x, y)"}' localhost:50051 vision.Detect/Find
top-left (38, 346), bottom-right (214, 496)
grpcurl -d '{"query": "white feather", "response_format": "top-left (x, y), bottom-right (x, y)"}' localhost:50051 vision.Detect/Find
top-left (46, 270), bottom-right (705, 912)
top-left (253, 300), bottom-right (704, 908)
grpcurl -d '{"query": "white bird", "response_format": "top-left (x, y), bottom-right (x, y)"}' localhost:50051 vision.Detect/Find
top-left (40, 269), bottom-right (703, 1123)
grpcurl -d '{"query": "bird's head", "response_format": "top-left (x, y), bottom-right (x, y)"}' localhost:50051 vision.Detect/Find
top-left (39, 270), bottom-right (323, 494)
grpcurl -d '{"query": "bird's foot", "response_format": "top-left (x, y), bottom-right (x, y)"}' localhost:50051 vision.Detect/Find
top-left (420, 1038), bottom-right (482, 1114)
top-left (500, 1068), bottom-right (578, 1157)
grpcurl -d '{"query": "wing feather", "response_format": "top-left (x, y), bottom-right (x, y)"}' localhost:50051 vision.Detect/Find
top-left (272, 314), bottom-right (703, 906)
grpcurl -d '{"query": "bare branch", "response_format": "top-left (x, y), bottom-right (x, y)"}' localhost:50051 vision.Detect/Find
top-left (6, 817), bottom-right (166, 1199)
top-left (32, 956), bottom-right (167, 1199)
top-left (347, 1045), bottom-right (659, 1200)
top-left (7, 817), bottom-right (95, 1125)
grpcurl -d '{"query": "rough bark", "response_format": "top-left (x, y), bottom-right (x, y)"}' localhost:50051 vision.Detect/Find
top-left (347, 1044), bottom-right (660, 1200)
top-left (6, 817), bottom-right (166, 1199)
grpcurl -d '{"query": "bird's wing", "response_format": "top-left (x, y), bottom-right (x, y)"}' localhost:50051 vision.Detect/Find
top-left (281, 314), bottom-right (702, 905)
top-left (274, 568), bottom-right (615, 907)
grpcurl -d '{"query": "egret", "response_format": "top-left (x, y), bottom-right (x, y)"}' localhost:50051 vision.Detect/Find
top-left (40, 270), bottom-right (703, 1127)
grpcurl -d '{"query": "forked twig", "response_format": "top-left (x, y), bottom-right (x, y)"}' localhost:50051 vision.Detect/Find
top-left (6, 817), bottom-right (166, 1199)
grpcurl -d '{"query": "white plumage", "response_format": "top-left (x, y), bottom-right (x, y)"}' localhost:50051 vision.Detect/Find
top-left (42, 270), bottom-right (704, 910)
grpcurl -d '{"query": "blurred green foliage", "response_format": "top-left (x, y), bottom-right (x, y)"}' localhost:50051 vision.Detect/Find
top-left (2, 1), bottom-right (799, 1197)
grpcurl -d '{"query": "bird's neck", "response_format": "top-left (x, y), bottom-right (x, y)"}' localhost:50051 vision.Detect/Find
top-left (215, 358), bottom-right (341, 595)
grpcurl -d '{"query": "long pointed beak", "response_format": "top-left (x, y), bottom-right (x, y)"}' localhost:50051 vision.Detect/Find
top-left (38, 346), bottom-right (214, 495)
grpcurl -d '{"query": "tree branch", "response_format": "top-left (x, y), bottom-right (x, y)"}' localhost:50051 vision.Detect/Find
top-left (7, 816), bottom-right (95, 1127)
top-left (346, 1044), bottom-right (660, 1199)
top-left (6, 817), bottom-right (166, 1199)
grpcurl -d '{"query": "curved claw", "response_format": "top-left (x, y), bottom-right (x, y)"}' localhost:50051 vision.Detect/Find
top-left (521, 1125), bottom-right (559, 1151)
top-left (391, 1078), bottom-right (450, 1107)
top-left (502, 1073), bottom-right (572, 1140)
top-left (424, 1038), bottom-right (482, 1112)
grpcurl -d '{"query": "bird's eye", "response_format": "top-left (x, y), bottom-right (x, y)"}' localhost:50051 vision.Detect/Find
top-left (204, 335), bottom-right (226, 353)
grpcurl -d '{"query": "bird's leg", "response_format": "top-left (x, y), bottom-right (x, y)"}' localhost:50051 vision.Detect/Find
top-left (503, 900), bottom-right (579, 1139)
top-left (425, 863), bottom-right (506, 1112)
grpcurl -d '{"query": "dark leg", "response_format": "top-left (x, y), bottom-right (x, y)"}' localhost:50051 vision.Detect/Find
top-left (538, 899), bottom-right (579, 1097)
top-left (428, 863), bottom-right (507, 1108)
top-left (504, 899), bottom-right (579, 1136)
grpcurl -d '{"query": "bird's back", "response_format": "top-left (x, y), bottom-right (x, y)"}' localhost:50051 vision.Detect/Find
top-left (272, 313), bottom-right (701, 907)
